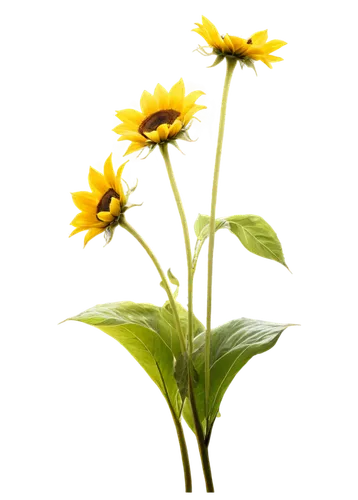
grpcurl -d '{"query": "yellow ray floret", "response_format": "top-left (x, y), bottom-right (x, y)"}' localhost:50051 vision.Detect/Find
top-left (193, 16), bottom-right (287, 69)
top-left (69, 154), bottom-right (129, 247)
top-left (113, 79), bottom-right (206, 156)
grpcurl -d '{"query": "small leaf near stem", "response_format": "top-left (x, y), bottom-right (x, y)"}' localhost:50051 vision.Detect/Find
top-left (119, 216), bottom-right (186, 354)
top-left (205, 57), bottom-right (237, 435)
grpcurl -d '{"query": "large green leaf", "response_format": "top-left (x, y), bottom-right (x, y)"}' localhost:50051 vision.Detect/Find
top-left (183, 318), bottom-right (293, 434)
top-left (223, 212), bottom-right (287, 267)
top-left (66, 301), bottom-right (182, 416)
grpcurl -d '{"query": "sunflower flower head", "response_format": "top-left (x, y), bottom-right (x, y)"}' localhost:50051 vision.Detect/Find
top-left (70, 154), bottom-right (137, 247)
top-left (193, 16), bottom-right (287, 72)
top-left (113, 79), bottom-right (206, 157)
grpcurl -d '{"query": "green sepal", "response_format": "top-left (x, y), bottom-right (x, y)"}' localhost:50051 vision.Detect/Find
top-left (207, 55), bottom-right (225, 68)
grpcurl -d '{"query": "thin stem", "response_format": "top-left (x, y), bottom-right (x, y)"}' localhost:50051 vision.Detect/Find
top-left (159, 143), bottom-right (194, 356)
top-left (159, 143), bottom-right (214, 492)
top-left (188, 375), bottom-right (214, 492)
top-left (205, 58), bottom-right (237, 433)
top-left (120, 216), bottom-right (186, 353)
top-left (171, 407), bottom-right (192, 492)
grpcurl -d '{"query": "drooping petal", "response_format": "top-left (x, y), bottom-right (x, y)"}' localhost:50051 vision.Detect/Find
top-left (124, 142), bottom-right (145, 155)
top-left (83, 228), bottom-right (105, 248)
top-left (69, 226), bottom-right (90, 237)
top-left (168, 119), bottom-right (182, 138)
top-left (97, 211), bottom-right (114, 223)
top-left (88, 167), bottom-right (110, 195)
top-left (140, 90), bottom-right (159, 115)
top-left (183, 91), bottom-right (205, 116)
top-left (109, 197), bottom-right (120, 217)
top-left (183, 105), bottom-right (207, 125)
top-left (157, 123), bottom-right (169, 141)
top-left (117, 132), bottom-right (147, 143)
top-left (169, 79), bottom-right (185, 113)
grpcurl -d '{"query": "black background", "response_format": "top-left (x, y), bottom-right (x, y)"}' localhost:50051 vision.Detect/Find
top-left (44, 5), bottom-right (309, 498)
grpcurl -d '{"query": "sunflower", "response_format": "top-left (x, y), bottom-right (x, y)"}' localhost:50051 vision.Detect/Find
top-left (193, 16), bottom-right (287, 70)
top-left (69, 154), bottom-right (130, 247)
top-left (113, 79), bottom-right (206, 156)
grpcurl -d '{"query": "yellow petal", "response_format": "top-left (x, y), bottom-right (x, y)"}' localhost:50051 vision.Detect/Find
top-left (157, 123), bottom-right (169, 141)
top-left (115, 109), bottom-right (144, 125)
top-left (140, 90), bottom-right (159, 115)
top-left (117, 132), bottom-right (147, 143)
top-left (183, 91), bottom-right (205, 116)
top-left (84, 228), bottom-right (105, 248)
top-left (113, 123), bottom-right (138, 134)
top-left (168, 119), bottom-right (182, 138)
top-left (103, 153), bottom-right (115, 189)
top-left (192, 27), bottom-right (212, 46)
top-left (88, 167), bottom-right (110, 195)
top-left (201, 17), bottom-right (225, 50)
top-left (125, 142), bottom-right (145, 155)
top-left (261, 39), bottom-right (287, 54)
top-left (250, 30), bottom-right (268, 46)
top-left (144, 130), bottom-right (160, 143)
top-left (115, 160), bottom-right (129, 200)
top-left (169, 79), bottom-right (185, 113)
top-left (97, 211), bottom-right (114, 222)
top-left (153, 84), bottom-right (169, 109)
top-left (260, 55), bottom-right (284, 68)
top-left (109, 197), bottom-right (120, 217)
top-left (223, 34), bottom-right (235, 52)
top-left (70, 212), bottom-right (106, 228)
top-left (71, 192), bottom-right (97, 213)
top-left (69, 226), bottom-right (89, 237)
top-left (229, 36), bottom-right (247, 53)
top-left (183, 105), bottom-right (207, 126)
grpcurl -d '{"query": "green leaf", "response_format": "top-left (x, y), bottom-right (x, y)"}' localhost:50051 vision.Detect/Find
top-left (157, 264), bottom-right (183, 298)
top-left (183, 318), bottom-right (293, 433)
top-left (160, 300), bottom-right (205, 348)
top-left (223, 212), bottom-right (288, 268)
top-left (174, 352), bottom-right (199, 403)
top-left (192, 211), bottom-right (229, 269)
top-left (66, 301), bottom-right (182, 416)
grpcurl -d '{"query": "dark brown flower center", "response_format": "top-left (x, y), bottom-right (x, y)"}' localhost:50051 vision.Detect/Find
top-left (139, 109), bottom-right (181, 136)
top-left (97, 189), bottom-right (119, 215)
top-left (246, 38), bottom-right (253, 45)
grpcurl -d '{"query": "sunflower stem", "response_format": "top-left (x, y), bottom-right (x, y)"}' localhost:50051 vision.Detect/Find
top-left (159, 143), bottom-right (214, 492)
top-left (205, 57), bottom-right (237, 435)
top-left (119, 217), bottom-right (186, 353)
top-left (159, 143), bottom-right (194, 357)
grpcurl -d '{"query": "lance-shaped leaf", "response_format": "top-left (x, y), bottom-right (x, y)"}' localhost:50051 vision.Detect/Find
top-left (223, 212), bottom-right (288, 268)
top-left (65, 301), bottom-right (182, 416)
top-left (183, 318), bottom-right (293, 434)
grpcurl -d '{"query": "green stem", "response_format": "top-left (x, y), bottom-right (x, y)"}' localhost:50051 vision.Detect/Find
top-left (159, 143), bottom-right (194, 356)
top-left (205, 58), bottom-right (237, 433)
top-left (170, 405), bottom-right (193, 492)
top-left (188, 375), bottom-right (214, 492)
top-left (159, 143), bottom-right (214, 492)
top-left (120, 216), bottom-right (186, 353)
top-left (156, 363), bottom-right (193, 495)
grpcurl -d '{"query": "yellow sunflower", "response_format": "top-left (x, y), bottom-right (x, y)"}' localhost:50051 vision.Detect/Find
top-left (113, 79), bottom-right (206, 156)
top-left (193, 16), bottom-right (287, 70)
top-left (69, 154), bottom-right (130, 247)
